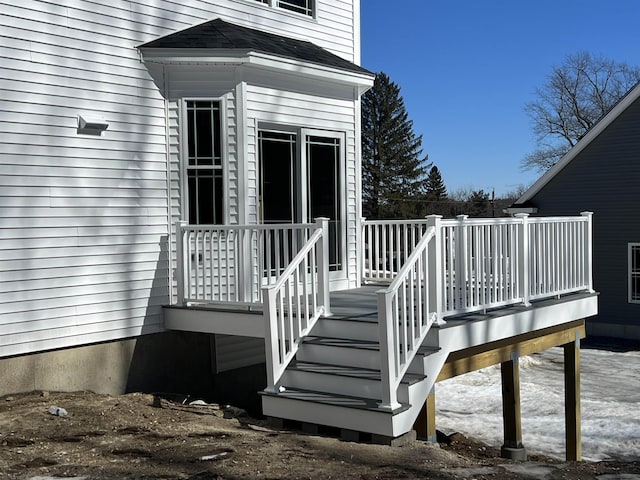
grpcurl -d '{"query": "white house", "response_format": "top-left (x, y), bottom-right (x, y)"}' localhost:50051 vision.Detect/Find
top-left (1, 0), bottom-right (598, 456)
top-left (1, 0), bottom-right (370, 393)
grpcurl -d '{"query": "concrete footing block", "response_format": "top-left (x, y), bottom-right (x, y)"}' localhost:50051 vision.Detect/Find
top-left (501, 445), bottom-right (527, 461)
top-left (372, 430), bottom-right (417, 447)
top-left (340, 429), bottom-right (361, 442)
top-left (302, 422), bottom-right (319, 434)
top-left (267, 417), bottom-right (285, 429)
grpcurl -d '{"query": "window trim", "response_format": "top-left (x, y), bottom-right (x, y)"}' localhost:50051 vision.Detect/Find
top-left (180, 97), bottom-right (228, 225)
top-left (629, 243), bottom-right (640, 303)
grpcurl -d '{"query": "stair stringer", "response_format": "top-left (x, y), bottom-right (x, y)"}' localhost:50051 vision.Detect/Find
top-left (388, 333), bottom-right (451, 437)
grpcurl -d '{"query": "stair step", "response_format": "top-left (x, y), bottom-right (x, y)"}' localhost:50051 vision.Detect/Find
top-left (303, 336), bottom-right (379, 350)
top-left (417, 345), bottom-right (441, 355)
top-left (260, 386), bottom-right (410, 414)
top-left (298, 336), bottom-right (381, 369)
top-left (288, 361), bottom-right (426, 386)
top-left (304, 337), bottom-right (441, 355)
top-left (313, 315), bottom-right (379, 341)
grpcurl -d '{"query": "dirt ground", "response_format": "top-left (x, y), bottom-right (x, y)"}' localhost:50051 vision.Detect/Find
top-left (0, 391), bottom-right (638, 480)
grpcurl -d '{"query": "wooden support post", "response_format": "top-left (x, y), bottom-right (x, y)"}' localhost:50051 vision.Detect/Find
top-left (414, 386), bottom-right (437, 442)
top-left (500, 352), bottom-right (527, 460)
top-left (564, 332), bottom-right (582, 461)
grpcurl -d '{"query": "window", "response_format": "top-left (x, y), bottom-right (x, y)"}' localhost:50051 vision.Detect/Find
top-left (278, 0), bottom-right (314, 16)
top-left (629, 244), bottom-right (640, 303)
top-left (186, 100), bottom-right (223, 224)
top-left (254, 0), bottom-right (314, 17)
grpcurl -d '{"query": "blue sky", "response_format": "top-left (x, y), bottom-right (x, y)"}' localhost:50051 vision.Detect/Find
top-left (360, 1), bottom-right (640, 197)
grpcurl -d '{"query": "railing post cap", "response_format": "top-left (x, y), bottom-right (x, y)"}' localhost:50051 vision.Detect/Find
top-left (514, 213), bottom-right (530, 218)
top-left (580, 211), bottom-right (594, 217)
top-left (426, 214), bottom-right (443, 219)
top-left (456, 214), bottom-right (469, 221)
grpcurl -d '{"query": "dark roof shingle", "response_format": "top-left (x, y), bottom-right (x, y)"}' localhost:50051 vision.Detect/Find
top-left (139, 18), bottom-right (372, 75)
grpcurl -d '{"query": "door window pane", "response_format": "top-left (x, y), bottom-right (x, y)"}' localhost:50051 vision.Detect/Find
top-left (259, 131), bottom-right (297, 224)
top-left (307, 136), bottom-right (342, 270)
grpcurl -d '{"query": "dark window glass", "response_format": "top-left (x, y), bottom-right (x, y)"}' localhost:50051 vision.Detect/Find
top-left (259, 131), bottom-right (297, 224)
top-left (277, 0), bottom-right (313, 16)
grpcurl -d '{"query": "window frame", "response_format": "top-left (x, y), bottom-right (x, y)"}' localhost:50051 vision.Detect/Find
top-left (253, 0), bottom-right (315, 18)
top-left (629, 243), bottom-right (640, 303)
top-left (257, 123), bottom-right (346, 273)
top-left (181, 98), bottom-right (227, 225)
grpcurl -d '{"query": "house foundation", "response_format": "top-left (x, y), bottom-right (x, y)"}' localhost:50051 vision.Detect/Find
top-left (0, 331), bottom-right (224, 401)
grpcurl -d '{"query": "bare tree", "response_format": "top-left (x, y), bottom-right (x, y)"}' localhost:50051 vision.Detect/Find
top-left (522, 51), bottom-right (640, 172)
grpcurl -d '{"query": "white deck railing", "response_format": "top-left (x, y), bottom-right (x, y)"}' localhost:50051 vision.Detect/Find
top-left (175, 221), bottom-right (316, 305)
top-left (363, 213), bottom-right (594, 315)
top-left (263, 218), bottom-right (331, 392)
top-left (377, 216), bottom-right (442, 410)
top-left (362, 219), bottom-right (429, 282)
top-left (371, 212), bottom-right (593, 409)
top-left (439, 212), bottom-right (593, 316)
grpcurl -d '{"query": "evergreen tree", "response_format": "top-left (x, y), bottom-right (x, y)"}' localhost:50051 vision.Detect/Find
top-left (423, 165), bottom-right (448, 216)
top-left (466, 189), bottom-right (491, 217)
top-left (362, 72), bottom-right (429, 219)
top-left (425, 166), bottom-right (447, 201)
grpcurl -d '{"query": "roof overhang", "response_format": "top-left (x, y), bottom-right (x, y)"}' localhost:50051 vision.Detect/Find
top-left (139, 47), bottom-right (375, 93)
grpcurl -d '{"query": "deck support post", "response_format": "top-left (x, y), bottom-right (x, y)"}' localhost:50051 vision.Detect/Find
top-left (564, 332), bottom-right (581, 461)
top-left (500, 351), bottom-right (527, 460)
top-left (414, 386), bottom-right (437, 443)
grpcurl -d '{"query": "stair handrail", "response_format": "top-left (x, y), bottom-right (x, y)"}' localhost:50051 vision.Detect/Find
top-left (377, 215), bottom-right (443, 410)
top-left (262, 217), bottom-right (331, 393)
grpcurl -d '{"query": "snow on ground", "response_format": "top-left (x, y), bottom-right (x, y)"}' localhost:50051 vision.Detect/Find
top-left (435, 342), bottom-right (640, 462)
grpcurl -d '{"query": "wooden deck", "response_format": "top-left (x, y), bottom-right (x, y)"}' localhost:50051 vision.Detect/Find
top-left (164, 284), bottom-right (597, 351)
top-left (168, 215), bottom-right (597, 459)
top-left (165, 284), bottom-right (597, 459)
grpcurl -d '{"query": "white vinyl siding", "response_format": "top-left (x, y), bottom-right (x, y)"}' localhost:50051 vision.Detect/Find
top-left (0, 0), bottom-right (360, 358)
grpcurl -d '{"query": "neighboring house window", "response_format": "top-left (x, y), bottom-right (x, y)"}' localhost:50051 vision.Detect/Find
top-left (629, 244), bottom-right (640, 303)
top-left (254, 0), bottom-right (314, 17)
top-left (186, 100), bottom-right (223, 224)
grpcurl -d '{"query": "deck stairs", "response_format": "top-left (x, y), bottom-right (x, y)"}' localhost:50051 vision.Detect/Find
top-left (260, 286), bottom-right (450, 439)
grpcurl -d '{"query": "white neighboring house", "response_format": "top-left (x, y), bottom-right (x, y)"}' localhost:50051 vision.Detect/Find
top-left (0, 0), bottom-right (372, 395)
